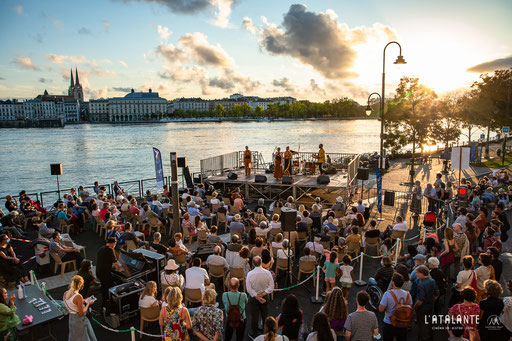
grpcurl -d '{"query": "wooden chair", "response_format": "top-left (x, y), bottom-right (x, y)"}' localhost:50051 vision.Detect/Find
top-left (297, 231), bottom-right (308, 244)
top-left (346, 241), bottom-right (361, 259)
top-left (298, 260), bottom-right (316, 286)
top-left (94, 216), bottom-right (106, 237)
top-left (197, 229), bottom-right (208, 245)
top-left (390, 230), bottom-right (406, 255)
top-left (230, 206), bottom-right (241, 215)
top-left (184, 288), bottom-right (202, 307)
top-left (223, 197), bottom-right (232, 206)
top-left (126, 240), bottom-right (137, 251)
top-left (275, 257), bottom-right (292, 283)
top-left (59, 219), bottom-right (71, 235)
top-left (230, 231), bottom-right (242, 241)
top-left (272, 246), bottom-right (282, 258)
top-left (364, 236), bottom-right (381, 256)
top-left (208, 264), bottom-right (227, 290)
top-left (211, 203), bottom-right (219, 213)
top-left (50, 252), bottom-right (76, 278)
top-left (205, 195), bottom-right (213, 204)
top-left (229, 267), bottom-right (246, 292)
top-left (216, 212), bottom-right (227, 231)
top-left (182, 226), bottom-right (196, 250)
top-left (334, 210), bottom-right (345, 218)
top-left (147, 216), bottom-right (161, 235)
top-left (131, 214), bottom-right (144, 232)
top-left (272, 207), bottom-right (281, 217)
top-left (174, 253), bottom-right (188, 267)
top-left (268, 229), bottom-right (281, 243)
top-left (139, 305), bottom-right (161, 337)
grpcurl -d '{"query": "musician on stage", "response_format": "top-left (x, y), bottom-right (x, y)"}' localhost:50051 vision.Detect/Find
top-left (244, 146), bottom-right (252, 176)
top-left (314, 144), bottom-right (326, 174)
top-left (274, 147), bottom-right (283, 180)
top-left (284, 146), bottom-right (293, 176)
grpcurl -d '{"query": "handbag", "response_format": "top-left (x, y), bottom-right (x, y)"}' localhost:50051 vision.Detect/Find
top-left (440, 251), bottom-right (454, 267)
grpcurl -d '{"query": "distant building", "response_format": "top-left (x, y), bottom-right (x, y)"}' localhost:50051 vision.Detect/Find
top-left (173, 94), bottom-right (296, 113)
top-left (108, 89), bottom-right (167, 122)
top-left (68, 68), bottom-right (84, 102)
top-left (23, 90), bottom-right (79, 122)
top-left (0, 99), bottom-right (23, 120)
top-left (89, 99), bottom-right (109, 121)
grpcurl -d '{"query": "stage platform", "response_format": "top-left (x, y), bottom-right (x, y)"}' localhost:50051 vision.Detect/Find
top-left (205, 168), bottom-right (351, 203)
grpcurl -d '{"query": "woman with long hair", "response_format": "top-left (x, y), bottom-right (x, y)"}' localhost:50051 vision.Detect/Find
top-left (274, 148), bottom-right (283, 180)
top-left (277, 294), bottom-right (303, 341)
top-left (139, 281), bottom-right (159, 308)
top-left (160, 287), bottom-right (191, 340)
top-left (63, 275), bottom-right (97, 341)
top-left (0, 234), bottom-right (29, 283)
top-left (0, 287), bottom-right (20, 341)
top-left (320, 287), bottom-right (348, 336)
top-left (440, 228), bottom-right (458, 281)
top-left (76, 259), bottom-right (100, 298)
top-left (306, 312), bottom-right (335, 341)
top-left (254, 316), bottom-right (289, 341)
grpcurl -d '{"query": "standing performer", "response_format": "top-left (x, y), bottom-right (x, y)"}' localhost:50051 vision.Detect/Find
top-left (274, 147), bottom-right (283, 180)
top-left (284, 146), bottom-right (293, 176)
top-left (244, 146), bottom-right (252, 176)
top-left (315, 144), bottom-right (326, 174)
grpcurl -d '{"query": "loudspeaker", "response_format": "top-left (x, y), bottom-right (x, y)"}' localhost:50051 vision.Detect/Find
top-left (280, 207), bottom-right (297, 232)
top-left (227, 172), bottom-right (238, 180)
top-left (255, 174), bottom-right (267, 183)
top-left (384, 190), bottom-right (395, 206)
top-left (177, 157), bottom-right (187, 168)
top-left (316, 175), bottom-right (330, 185)
top-left (282, 176), bottom-right (294, 184)
top-left (50, 163), bottom-right (62, 176)
top-left (357, 168), bottom-right (369, 180)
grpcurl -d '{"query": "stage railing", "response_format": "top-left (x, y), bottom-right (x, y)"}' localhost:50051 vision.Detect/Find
top-left (292, 152), bottom-right (357, 170)
top-left (200, 151), bottom-right (267, 177)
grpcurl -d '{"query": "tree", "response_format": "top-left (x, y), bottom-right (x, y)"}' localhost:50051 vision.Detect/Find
top-left (230, 103), bottom-right (252, 117)
top-left (430, 95), bottom-right (462, 151)
top-left (254, 105), bottom-right (263, 116)
top-left (384, 77), bottom-right (438, 158)
top-left (213, 104), bottom-right (225, 117)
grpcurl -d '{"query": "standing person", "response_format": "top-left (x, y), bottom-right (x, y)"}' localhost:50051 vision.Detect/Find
top-left (413, 266), bottom-right (439, 341)
top-left (323, 252), bottom-right (340, 293)
top-left (339, 255), bottom-right (354, 301)
top-left (423, 184), bottom-right (437, 212)
top-left (475, 253), bottom-right (494, 303)
top-left (0, 287), bottom-right (20, 341)
top-left (274, 148), bottom-right (283, 180)
top-left (192, 289), bottom-right (223, 341)
top-left (63, 275), bottom-right (97, 341)
top-left (244, 146), bottom-right (252, 176)
top-left (222, 278), bottom-right (248, 341)
top-left (453, 223), bottom-right (469, 273)
top-left (246, 256), bottom-right (274, 337)
top-left (283, 146), bottom-right (293, 176)
top-left (306, 312), bottom-right (336, 341)
top-left (277, 294), bottom-right (303, 341)
top-left (487, 246), bottom-right (503, 281)
top-left (96, 238), bottom-right (123, 313)
top-left (77, 260), bottom-right (100, 298)
top-left (315, 144), bottom-right (326, 175)
top-left (320, 287), bottom-right (348, 337)
top-left (448, 287), bottom-right (480, 340)
top-left (411, 181), bottom-right (423, 214)
top-left (254, 317), bottom-right (289, 341)
top-left (160, 287), bottom-right (191, 341)
top-left (440, 228), bottom-right (458, 282)
top-left (450, 256), bottom-right (477, 307)
top-left (379, 273), bottom-right (413, 341)
top-left (478, 280), bottom-right (505, 338)
top-left (344, 291), bottom-right (380, 341)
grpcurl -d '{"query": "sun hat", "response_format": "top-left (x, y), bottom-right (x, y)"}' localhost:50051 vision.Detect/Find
top-left (165, 259), bottom-right (179, 270)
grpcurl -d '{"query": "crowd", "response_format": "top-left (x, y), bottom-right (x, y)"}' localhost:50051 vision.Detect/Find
top-left (0, 167), bottom-right (510, 341)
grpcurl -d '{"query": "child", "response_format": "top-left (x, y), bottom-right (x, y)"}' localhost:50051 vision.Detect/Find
top-left (174, 233), bottom-right (189, 253)
top-left (323, 251), bottom-right (339, 293)
top-left (339, 255), bottom-right (353, 300)
top-left (380, 238), bottom-right (392, 256)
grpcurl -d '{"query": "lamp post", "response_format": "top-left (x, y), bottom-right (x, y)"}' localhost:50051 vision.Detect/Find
top-left (380, 41), bottom-right (406, 169)
top-left (366, 92), bottom-right (384, 221)
top-left (365, 92), bottom-right (382, 163)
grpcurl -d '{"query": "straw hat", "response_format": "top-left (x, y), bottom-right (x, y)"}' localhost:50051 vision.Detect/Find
top-left (165, 259), bottom-right (179, 271)
top-left (336, 196), bottom-right (343, 202)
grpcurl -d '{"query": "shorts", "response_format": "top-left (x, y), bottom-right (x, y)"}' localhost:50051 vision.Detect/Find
top-left (340, 281), bottom-right (352, 288)
top-left (325, 277), bottom-right (335, 284)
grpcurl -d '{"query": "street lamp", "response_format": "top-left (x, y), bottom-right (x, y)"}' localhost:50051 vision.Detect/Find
top-left (365, 92), bottom-right (381, 116)
top-left (380, 41), bottom-right (406, 169)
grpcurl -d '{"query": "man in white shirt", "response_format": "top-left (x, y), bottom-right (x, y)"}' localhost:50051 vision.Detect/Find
top-left (246, 256), bottom-right (274, 337)
top-left (305, 237), bottom-right (325, 256)
top-left (205, 246), bottom-right (229, 269)
top-left (423, 183), bottom-right (437, 211)
top-left (255, 221), bottom-right (272, 237)
top-left (392, 216), bottom-right (408, 232)
top-left (181, 188), bottom-right (191, 200)
top-left (185, 258), bottom-right (214, 293)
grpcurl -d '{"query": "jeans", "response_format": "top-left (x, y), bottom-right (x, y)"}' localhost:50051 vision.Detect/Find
top-left (225, 319), bottom-right (245, 341)
top-left (382, 322), bottom-right (407, 341)
top-left (248, 296), bottom-right (268, 335)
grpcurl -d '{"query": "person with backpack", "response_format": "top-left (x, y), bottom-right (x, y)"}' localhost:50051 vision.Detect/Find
top-left (379, 273), bottom-right (413, 341)
top-left (427, 257), bottom-right (446, 314)
top-left (413, 265), bottom-right (439, 341)
top-left (222, 278), bottom-right (247, 341)
top-left (160, 287), bottom-right (192, 341)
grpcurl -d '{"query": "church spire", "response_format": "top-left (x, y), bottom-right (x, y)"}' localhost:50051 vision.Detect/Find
top-left (70, 69), bottom-right (74, 87)
top-left (75, 68), bottom-right (80, 85)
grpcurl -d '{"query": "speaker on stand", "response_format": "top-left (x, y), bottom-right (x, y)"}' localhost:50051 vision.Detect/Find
top-left (50, 163), bottom-right (63, 199)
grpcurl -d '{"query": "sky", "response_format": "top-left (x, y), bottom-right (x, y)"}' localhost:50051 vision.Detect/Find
top-left (0, 0), bottom-right (511, 103)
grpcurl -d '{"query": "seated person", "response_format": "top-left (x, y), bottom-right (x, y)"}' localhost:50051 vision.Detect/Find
top-left (296, 215), bottom-right (308, 233)
top-left (0, 211), bottom-right (27, 238)
top-left (323, 216), bottom-right (338, 233)
top-left (120, 222), bottom-right (148, 248)
top-left (168, 238), bottom-right (189, 259)
top-left (277, 239), bottom-right (293, 260)
top-left (4, 195), bottom-right (18, 212)
top-left (208, 225), bottom-right (222, 244)
top-left (305, 237), bottom-right (325, 257)
top-left (205, 245), bottom-right (229, 269)
top-left (332, 196), bottom-right (346, 212)
top-left (150, 232), bottom-right (168, 255)
top-left (317, 227), bottom-right (332, 242)
top-left (49, 232), bottom-right (83, 264)
top-left (271, 233), bottom-right (284, 249)
top-left (138, 281), bottom-right (159, 308)
top-left (37, 221), bottom-right (56, 239)
top-left (300, 247), bottom-right (316, 262)
top-left (185, 258), bottom-right (215, 293)
top-left (255, 221), bottom-right (272, 238)
top-left (161, 259), bottom-right (184, 290)
top-left (77, 259), bottom-right (100, 298)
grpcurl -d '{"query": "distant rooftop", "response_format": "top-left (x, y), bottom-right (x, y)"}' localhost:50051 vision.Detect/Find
top-left (111, 88), bottom-right (164, 100)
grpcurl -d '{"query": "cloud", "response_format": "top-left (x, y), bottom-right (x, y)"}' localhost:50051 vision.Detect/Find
top-left (13, 5), bottom-right (25, 16)
top-left (103, 20), bottom-right (110, 32)
top-left (39, 78), bottom-right (52, 83)
top-left (119, 60), bottom-right (128, 68)
top-left (178, 32), bottom-right (233, 67)
top-left (209, 69), bottom-right (261, 93)
top-left (157, 25), bottom-right (172, 42)
top-left (272, 77), bottom-right (295, 92)
top-left (12, 55), bottom-right (40, 70)
top-left (78, 27), bottom-right (93, 35)
top-left (46, 54), bottom-right (112, 67)
top-left (41, 12), bottom-right (62, 28)
top-left (123, 0), bottom-right (235, 27)
top-left (242, 17), bottom-right (257, 34)
top-left (466, 56), bottom-right (512, 73)
top-left (0, 77), bottom-right (5, 80)
top-left (258, 4), bottom-right (397, 80)
top-left (112, 87), bottom-right (132, 92)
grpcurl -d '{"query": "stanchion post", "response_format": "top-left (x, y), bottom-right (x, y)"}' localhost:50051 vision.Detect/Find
top-left (311, 266), bottom-right (324, 303)
top-left (422, 225), bottom-right (426, 244)
top-left (354, 254), bottom-right (367, 286)
top-left (130, 327), bottom-right (135, 341)
top-left (394, 239), bottom-right (400, 264)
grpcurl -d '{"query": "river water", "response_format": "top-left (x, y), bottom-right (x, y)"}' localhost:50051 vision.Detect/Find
top-left (0, 120), bottom-right (383, 198)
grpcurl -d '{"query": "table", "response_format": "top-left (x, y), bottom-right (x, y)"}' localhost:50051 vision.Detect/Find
top-left (9, 285), bottom-right (63, 341)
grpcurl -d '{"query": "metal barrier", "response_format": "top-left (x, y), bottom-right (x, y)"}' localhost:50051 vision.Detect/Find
top-left (293, 152), bottom-right (357, 170)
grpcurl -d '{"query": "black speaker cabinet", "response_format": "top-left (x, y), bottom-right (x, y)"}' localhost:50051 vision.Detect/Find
top-left (227, 172), bottom-right (238, 180)
top-left (282, 176), bottom-right (294, 184)
top-left (280, 207), bottom-right (297, 232)
top-left (384, 190), bottom-right (395, 206)
top-left (177, 157), bottom-right (187, 168)
top-left (50, 163), bottom-right (62, 176)
top-left (357, 168), bottom-right (369, 180)
top-left (317, 175), bottom-right (330, 185)
top-left (255, 174), bottom-right (267, 183)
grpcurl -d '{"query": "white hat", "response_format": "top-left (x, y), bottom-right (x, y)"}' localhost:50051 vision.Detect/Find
top-left (165, 259), bottom-right (179, 270)
top-left (234, 214), bottom-right (241, 220)
top-left (336, 196), bottom-right (343, 203)
top-left (428, 257), bottom-right (439, 267)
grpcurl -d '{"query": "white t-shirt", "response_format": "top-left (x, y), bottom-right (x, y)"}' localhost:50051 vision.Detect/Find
top-left (306, 329), bottom-right (336, 341)
top-left (340, 264), bottom-right (353, 283)
top-left (277, 249), bottom-right (293, 259)
top-left (270, 221), bottom-right (281, 230)
top-left (210, 198), bottom-right (220, 205)
top-left (185, 266), bottom-right (209, 292)
top-left (139, 295), bottom-right (157, 308)
top-left (456, 270), bottom-right (475, 291)
top-left (393, 221), bottom-right (408, 232)
top-left (254, 335), bottom-right (289, 341)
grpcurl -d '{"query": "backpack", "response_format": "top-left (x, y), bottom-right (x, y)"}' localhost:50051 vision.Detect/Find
top-left (388, 291), bottom-right (414, 328)
top-left (226, 293), bottom-right (243, 328)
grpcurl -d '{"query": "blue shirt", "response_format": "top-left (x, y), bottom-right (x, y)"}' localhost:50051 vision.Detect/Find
top-left (324, 222), bottom-right (337, 233)
top-left (416, 277), bottom-right (439, 307)
top-left (187, 207), bottom-right (201, 217)
top-left (56, 210), bottom-right (69, 221)
top-left (380, 289), bottom-right (413, 325)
